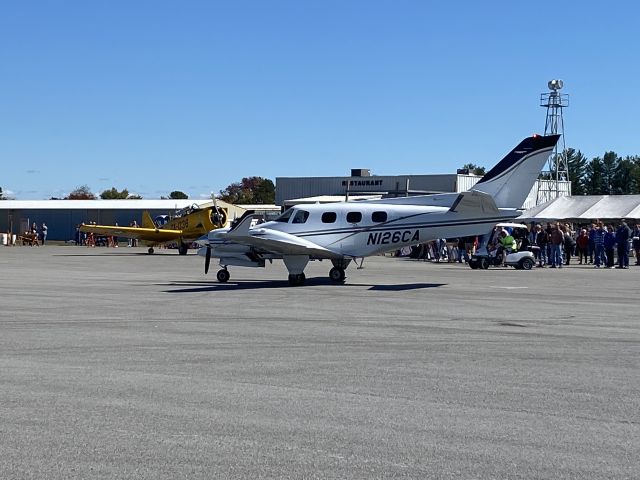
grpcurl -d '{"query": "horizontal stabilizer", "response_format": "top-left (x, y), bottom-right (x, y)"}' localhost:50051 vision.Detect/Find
top-left (227, 213), bottom-right (255, 237)
top-left (449, 190), bottom-right (499, 215)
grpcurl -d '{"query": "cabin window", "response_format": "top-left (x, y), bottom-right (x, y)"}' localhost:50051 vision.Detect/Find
top-left (372, 211), bottom-right (387, 223)
top-left (346, 212), bottom-right (362, 223)
top-left (321, 212), bottom-right (337, 223)
top-left (292, 210), bottom-right (310, 224)
top-left (275, 209), bottom-right (294, 223)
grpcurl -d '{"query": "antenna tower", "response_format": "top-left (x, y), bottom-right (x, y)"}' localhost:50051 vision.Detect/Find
top-left (537, 79), bottom-right (569, 204)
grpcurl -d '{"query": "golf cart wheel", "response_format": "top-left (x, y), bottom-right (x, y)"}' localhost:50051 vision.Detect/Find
top-left (520, 257), bottom-right (534, 270)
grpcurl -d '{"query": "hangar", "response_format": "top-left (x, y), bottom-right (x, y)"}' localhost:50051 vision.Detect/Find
top-left (0, 199), bottom-right (277, 242)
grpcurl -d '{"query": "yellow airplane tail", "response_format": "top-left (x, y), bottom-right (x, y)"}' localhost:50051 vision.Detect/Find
top-left (141, 211), bottom-right (156, 229)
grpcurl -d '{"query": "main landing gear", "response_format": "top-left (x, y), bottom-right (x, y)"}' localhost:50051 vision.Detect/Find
top-left (216, 268), bottom-right (230, 283)
top-left (329, 267), bottom-right (346, 283)
top-left (178, 242), bottom-right (189, 255)
top-left (288, 273), bottom-right (306, 286)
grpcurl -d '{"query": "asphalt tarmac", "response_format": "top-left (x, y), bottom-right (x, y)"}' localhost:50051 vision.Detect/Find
top-left (1, 245), bottom-right (638, 479)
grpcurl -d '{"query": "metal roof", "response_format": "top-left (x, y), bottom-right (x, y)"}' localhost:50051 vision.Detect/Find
top-left (519, 195), bottom-right (640, 221)
top-left (0, 199), bottom-right (209, 210)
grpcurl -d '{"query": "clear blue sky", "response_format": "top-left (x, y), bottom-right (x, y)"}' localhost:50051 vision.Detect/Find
top-left (2, 1), bottom-right (639, 200)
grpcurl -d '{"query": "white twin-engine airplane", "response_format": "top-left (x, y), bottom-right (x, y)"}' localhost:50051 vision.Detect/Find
top-left (199, 134), bottom-right (560, 286)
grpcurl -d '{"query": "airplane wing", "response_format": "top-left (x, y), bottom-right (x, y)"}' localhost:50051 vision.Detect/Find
top-left (220, 215), bottom-right (342, 259)
top-left (79, 224), bottom-right (183, 243)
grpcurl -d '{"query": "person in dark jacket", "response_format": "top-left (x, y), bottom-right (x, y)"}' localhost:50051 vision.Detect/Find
top-left (535, 224), bottom-right (548, 267)
top-left (588, 222), bottom-right (597, 264)
top-left (563, 226), bottom-right (576, 265)
top-left (604, 225), bottom-right (616, 268)
top-left (615, 219), bottom-right (632, 268)
top-left (632, 223), bottom-right (640, 266)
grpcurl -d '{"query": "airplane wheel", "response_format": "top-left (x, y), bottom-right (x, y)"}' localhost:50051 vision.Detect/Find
top-left (479, 257), bottom-right (489, 270)
top-left (288, 273), bottom-right (306, 286)
top-left (178, 243), bottom-right (188, 255)
top-left (468, 258), bottom-right (479, 269)
top-left (148, 247), bottom-right (154, 254)
top-left (329, 267), bottom-right (346, 283)
top-left (216, 269), bottom-right (230, 283)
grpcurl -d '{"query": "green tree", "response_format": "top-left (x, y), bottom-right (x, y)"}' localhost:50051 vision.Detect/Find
top-left (461, 163), bottom-right (486, 176)
top-left (66, 185), bottom-right (96, 200)
top-left (219, 177), bottom-right (275, 204)
top-left (0, 187), bottom-right (6, 200)
top-left (630, 156), bottom-right (640, 194)
top-left (601, 151), bottom-right (619, 194)
top-left (566, 148), bottom-right (588, 195)
top-left (583, 158), bottom-right (606, 195)
top-left (168, 190), bottom-right (189, 199)
top-left (100, 187), bottom-right (130, 199)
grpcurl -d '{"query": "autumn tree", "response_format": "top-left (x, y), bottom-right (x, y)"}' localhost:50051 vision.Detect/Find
top-left (66, 185), bottom-right (96, 200)
top-left (218, 177), bottom-right (275, 204)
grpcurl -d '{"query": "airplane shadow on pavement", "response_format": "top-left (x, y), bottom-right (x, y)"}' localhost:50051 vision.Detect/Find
top-left (162, 279), bottom-right (446, 293)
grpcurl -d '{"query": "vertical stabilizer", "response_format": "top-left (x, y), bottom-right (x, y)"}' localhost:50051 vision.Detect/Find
top-left (472, 134), bottom-right (560, 208)
top-left (141, 211), bottom-right (156, 229)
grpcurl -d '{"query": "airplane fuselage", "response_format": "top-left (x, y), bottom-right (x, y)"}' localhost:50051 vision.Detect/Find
top-left (253, 203), bottom-right (515, 258)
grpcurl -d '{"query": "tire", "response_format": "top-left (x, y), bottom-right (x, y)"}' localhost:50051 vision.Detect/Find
top-left (479, 257), bottom-right (489, 270)
top-left (468, 258), bottom-right (479, 269)
top-left (216, 269), bottom-right (230, 283)
top-left (329, 267), bottom-right (346, 282)
top-left (288, 273), bottom-right (306, 286)
top-left (148, 247), bottom-right (154, 254)
top-left (521, 257), bottom-right (534, 270)
top-left (178, 243), bottom-right (188, 255)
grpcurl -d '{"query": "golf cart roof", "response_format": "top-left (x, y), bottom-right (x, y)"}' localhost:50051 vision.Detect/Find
top-left (495, 223), bottom-right (529, 229)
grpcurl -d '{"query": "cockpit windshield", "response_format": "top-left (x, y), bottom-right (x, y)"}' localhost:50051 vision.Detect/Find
top-left (274, 209), bottom-right (294, 223)
top-left (292, 210), bottom-right (309, 224)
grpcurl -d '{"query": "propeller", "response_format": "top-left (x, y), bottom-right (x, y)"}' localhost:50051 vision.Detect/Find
top-left (204, 245), bottom-right (211, 274)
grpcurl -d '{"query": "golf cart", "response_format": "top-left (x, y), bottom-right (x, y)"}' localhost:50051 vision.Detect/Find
top-left (468, 223), bottom-right (536, 270)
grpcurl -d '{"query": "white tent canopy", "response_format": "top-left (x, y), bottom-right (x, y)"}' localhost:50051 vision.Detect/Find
top-left (519, 195), bottom-right (640, 222)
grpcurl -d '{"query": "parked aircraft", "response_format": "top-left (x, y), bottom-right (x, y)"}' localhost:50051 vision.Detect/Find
top-left (81, 204), bottom-right (227, 254)
top-left (199, 134), bottom-right (560, 285)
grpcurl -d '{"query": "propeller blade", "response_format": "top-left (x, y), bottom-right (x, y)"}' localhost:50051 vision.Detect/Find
top-left (204, 245), bottom-right (211, 274)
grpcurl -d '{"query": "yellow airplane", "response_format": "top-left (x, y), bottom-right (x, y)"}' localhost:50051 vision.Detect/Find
top-left (80, 204), bottom-right (227, 255)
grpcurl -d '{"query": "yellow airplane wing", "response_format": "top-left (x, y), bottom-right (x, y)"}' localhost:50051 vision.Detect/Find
top-left (79, 224), bottom-right (183, 243)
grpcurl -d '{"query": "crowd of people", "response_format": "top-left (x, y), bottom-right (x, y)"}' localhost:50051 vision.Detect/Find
top-left (22, 222), bottom-right (48, 246)
top-left (531, 220), bottom-right (640, 269)
top-left (403, 219), bottom-right (640, 269)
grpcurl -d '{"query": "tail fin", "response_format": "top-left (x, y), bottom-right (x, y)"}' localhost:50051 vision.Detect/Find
top-left (472, 134), bottom-right (560, 208)
top-left (141, 211), bottom-right (156, 229)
